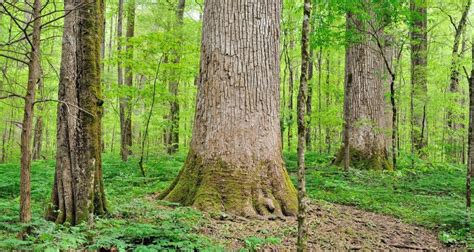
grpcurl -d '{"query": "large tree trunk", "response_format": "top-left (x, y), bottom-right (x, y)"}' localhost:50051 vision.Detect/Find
top-left (166, 0), bottom-right (186, 155)
top-left (19, 0), bottom-right (41, 224)
top-left (410, 0), bottom-right (428, 156)
top-left (46, 0), bottom-right (106, 225)
top-left (160, 0), bottom-right (297, 217)
top-left (334, 10), bottom-right (392, 170)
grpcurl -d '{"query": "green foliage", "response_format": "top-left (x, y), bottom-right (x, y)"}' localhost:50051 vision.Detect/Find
top-left (284, 152), bottom-right (473, 246)
top-left (0, 155), bottom-right (216, 251)
top-left (243, 236), bottom-right (281, 251)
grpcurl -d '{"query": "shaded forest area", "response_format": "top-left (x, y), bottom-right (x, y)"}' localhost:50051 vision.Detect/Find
top-left (1, 0), bottom-right (474, 250)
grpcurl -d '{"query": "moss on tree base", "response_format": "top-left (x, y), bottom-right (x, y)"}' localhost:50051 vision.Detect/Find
top-left (159, 149), bottom-right (298, 217)
top-left (333, 146), bottom-right (393, 171)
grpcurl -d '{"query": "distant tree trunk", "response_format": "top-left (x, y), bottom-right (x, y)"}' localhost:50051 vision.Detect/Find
top-left (466, 35), bottom-right (473, 210)
top-left (32, 77), bottom-right (44, 160)
top-left (46, 0), bottom-right (106, 225)
top-left (20, 0), bottom-right (41, 224)
top-left (32, 116), bottom-right (43, 160)
top-left (117, 0), bottom-right (129, 161)
top-left (317, 47), bottom-right (323, 153)
top-left (1, 127), bottom-right (6, 163)
top-left (287, 39), bottom-right (295, 150)
top-left (7, 111), bottom-right (14, 162)
top-left (447, 0), bottom-right (471, 163)
top-left (107, 14), bottom-right (114, 73)
top-left (305, 50), bottom-right (313, 151)
top-left (334, 10), bottom-right (391, 170)
top-left (166, 0), bottom-right (186, 155)
top-left (119, 0), bottom-right (135, 160)
top-left (410, 0), bottom-right (428, 156)
top-left (297, 0), bottom-right (311, 250)
top-left (325, 53), bottom-right (331, 154)
top-left (160, 0), bottom-right (297, 217)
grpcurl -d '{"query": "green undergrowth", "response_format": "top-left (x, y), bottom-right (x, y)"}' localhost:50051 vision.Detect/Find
top-left (1, 151), bottom-right (473, 249)
top-left (0, 154), bottom-right (220, 251)
top-left (284, 151), bottom-right (474, 247)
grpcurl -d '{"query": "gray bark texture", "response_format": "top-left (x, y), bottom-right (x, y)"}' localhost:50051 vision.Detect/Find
top-left (297, 0), bottom-right (311, 250)
top-left (335, 9), bottom-right (392, 170)
top-left (410, 0), bottom-right (428, 155)
top-left (47, 0), bottom-right (106, 225)
top-left (160, 0), bottom-right (297, 217)
top-left (20, 0), bottom-right (42, 224)
top-left (165, 0), bottom-right (186, 154)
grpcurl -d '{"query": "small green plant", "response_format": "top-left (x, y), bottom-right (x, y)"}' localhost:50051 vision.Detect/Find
top-left (243, 236), bottom-right (281, 251)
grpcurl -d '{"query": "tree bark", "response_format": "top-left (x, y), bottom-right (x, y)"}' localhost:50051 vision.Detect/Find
top-left (117, 0), bottom-right (129, 161)
top-left (159, 0), bottom-right (297, 217)
top-left (325, 52), bottom-right (331, 154)
top-left (305, 50), bottom-right (313, 150)
top-left (410, 0), bottom-right (428, 156)
top-left (334, 9), bottom-right (392, 170)
top-left (166, 0), bottom-right (186, 155)
top-left (32, 115), bottom-right (43, 160)
top-left (287, 39), bottom-right (295, 150)
top-left (32, 77), bottom-right (44, 160)
top-left (120, 0), bottom-right (135, 160)
top-left (1, 126), bottom-right (7, 163)
top-left (466, 35), bottom-right (474, 210)
top-left (19, 0), bottom-right (41, 224)
top-left (46, 0), bottom-right (106, 225)
top-left (317, 47), bottom-right (323, 153)
top-left (297, 0), bottom-right (311, 250)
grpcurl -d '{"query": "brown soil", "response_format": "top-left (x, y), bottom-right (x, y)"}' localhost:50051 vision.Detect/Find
top-left (198, 200), bottom-right (446, 250)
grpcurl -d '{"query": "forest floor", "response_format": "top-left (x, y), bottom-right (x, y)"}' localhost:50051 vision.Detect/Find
top-left (0, 152), bottom-right (471, 250)
top-left (196, 201), bottom-right (444, 250)
top-left (136, 188), bottom-right (444, 250)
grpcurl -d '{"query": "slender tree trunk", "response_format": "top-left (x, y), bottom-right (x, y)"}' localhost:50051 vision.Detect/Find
top-left (110, 125), bottom-right (115, 153)
top-left (117, 0), bottom-right (129, 161)
top-left (1, 126), bottom-right (6, 163)
top-left (410, 0), bottom-right (428, 157)
top-left (287, 39), bottom-right (295, 150)
top-left (120, 0), bottom-right (135, 160)
top-left (32, 116), bottom-right (43, 160)
top-left (325, 52), bottom-right (331, 154)
top-left (46, 0), bottom-right (106, 225)
top-left (32, 77), bottom-right (44, 160)
top-left (7, 111), bottom-right (14, 162)
top-left (297, 0), bottom-right (311, 250)
top-left (466, 35), bottom-right (473, 211)
top-left (317, 47), bottom-right (323, 153)
top-left (139, 58), bottom-right (163, 177)
top-left (107, 14), bottom-right (114, 73)
top-left (160, 0), bottom-right (297, 217)
top-left (20, 0), bottom-right (41, 224)
top-left (305, 50), bottom-right (313, 151)
top-left (166, 0), bottom-right (186, 155)
top-left (335, 9), bottom-right (392, 170)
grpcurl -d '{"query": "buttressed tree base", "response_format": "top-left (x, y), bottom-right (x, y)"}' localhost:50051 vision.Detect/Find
top-left (159, 0), bottom-right (298, 217)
